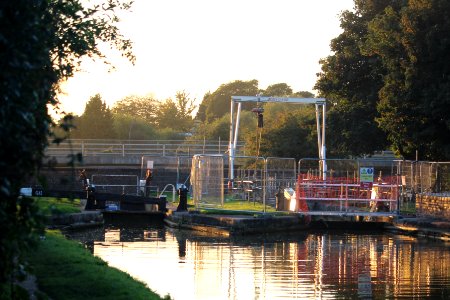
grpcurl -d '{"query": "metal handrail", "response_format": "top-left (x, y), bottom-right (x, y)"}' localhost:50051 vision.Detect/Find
top-left (159, 184), bottom-right (176, 202)
top-left (45, 139), bottom-right (245, 157)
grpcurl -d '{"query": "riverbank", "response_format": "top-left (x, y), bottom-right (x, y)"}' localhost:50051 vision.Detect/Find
top-left (389, 216), bottom-right (450, 241)
top-left (25, 230), bottom-right (169, 300)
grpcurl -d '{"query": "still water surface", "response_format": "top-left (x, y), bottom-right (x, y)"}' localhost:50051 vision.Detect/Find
top-left (66, 224), bottom-right (450, 299)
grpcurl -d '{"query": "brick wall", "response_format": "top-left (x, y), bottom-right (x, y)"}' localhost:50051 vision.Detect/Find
top-left (416, 194), bottom-right (450, 220)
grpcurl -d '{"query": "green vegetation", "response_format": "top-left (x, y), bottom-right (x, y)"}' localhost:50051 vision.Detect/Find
top-left (65, 90), bottom-right (197, 140)
top-left (193, 199), bottom-right (277, 214)
top-left (0, 0), bottom-right (134, 290)
top-left (316, 0), bottom-right (450, 160)
top-left (35, 197), bottom-right (82, 216)
top-left (26, 230), bottom-right (166, 300)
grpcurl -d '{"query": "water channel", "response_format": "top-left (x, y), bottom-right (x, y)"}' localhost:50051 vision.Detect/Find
top-left (66, 221), bottom-right (450, 299)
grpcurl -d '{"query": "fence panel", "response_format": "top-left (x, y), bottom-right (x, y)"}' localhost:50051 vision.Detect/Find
top-left (226, 156), bottom-right (266, 206)
top-left (191, 155), bottom-right (224, 208)
top-left (265, 157), bottom-right (297, 208)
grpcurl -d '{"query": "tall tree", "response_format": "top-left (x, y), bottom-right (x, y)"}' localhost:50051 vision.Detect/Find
top-left (363, 0), bottom-right (450, 160)
top-left (248, 110), bottom-right (317, 160)
top-left (112, 95), bottom-right (158, 124)
top-left (73, 94), bottom-right (115, 139)
top-left (156, 91), bottom-right (196, 132)
top-left (203, 79), bottom-right (259, 122)
top-left (262, 83), bottom-right (293, 97)
top-left (315, 0), bottom-right (395, 157)
top-left (174, 90), bottom-right (196, 131)
top-left (195, 91), bottom-right (211, 122)
top-left (0, 0), bottom-right (133, 289)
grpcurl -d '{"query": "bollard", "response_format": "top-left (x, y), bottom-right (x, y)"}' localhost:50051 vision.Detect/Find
top-left (177, 187), bottom-right (188, 212)
top-left (84, 185), bottom-right (96, 210)
top-left (159, 195), bottom-right (167, 212)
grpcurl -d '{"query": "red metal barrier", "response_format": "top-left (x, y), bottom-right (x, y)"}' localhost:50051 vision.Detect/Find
top-left (295, 174), bottom-right (400, 214)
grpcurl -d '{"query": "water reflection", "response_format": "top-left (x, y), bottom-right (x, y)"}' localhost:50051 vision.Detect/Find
top-left (66, 226), bottom-right (450, 299)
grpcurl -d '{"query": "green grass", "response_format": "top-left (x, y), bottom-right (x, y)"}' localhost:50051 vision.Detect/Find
top-left (34, 197), bottom-right (82, 216)
top-left (26, 230), bottom-right (168, 300)
top-left (223, 200), bottom-right (276, 212)
top-left (193, 199), bottom-right (278, 215)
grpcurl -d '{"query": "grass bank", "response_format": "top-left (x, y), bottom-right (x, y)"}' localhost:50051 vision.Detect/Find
top-left (27, 230), bottom-right (168, 300)
top-left (35, 197), bottom-right (82, 216)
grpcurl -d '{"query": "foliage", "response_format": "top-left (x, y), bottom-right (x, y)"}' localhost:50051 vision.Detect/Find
top-left (0, 0), bottom-right (55, 285)
top-left (262, 83), bottom-right (293, 96)
top-left (363, 0), bottom-right (450, 160)
top-left (26, 230), bottom-right (165, 300)
top-left (113, 114), bottom-right (158, 140)
top-left (254, 108), bottom-right (318, 160)
top-left (194, 91), bottom-right (211, 122)
top-left (199, 79), bottom-right (260, 122)
top-left (156, 91), bottom-right (196, 132)
top-left (0, 0), bottom-right (133, 289)
top-left (315, 0), bottom-right (392, 157)
top-left (193, 80), bottom-right (320, 158)
top-left (112, 95), bottom-right (158, 124)
top-left (316, 0), bottom-right (450, 160)
top-left (156, 128), bottom-right (185, 140)
top-left (291, 91), bottom-right (315, 98)
top-left (71, 94), bottom-right (115, 139)
top-left (48, 0), bottom-right (135, 79)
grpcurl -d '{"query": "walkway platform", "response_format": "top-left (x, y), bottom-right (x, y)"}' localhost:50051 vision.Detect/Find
top-left (165, 212), bottom-right (311, 236)
top-left (164, 211), bottom-right (392, 236)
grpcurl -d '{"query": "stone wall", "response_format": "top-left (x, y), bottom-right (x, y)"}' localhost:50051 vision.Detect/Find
top-left (416, 194), bottom-right (450, 220)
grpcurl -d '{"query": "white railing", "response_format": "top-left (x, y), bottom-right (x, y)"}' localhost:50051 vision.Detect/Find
top-left (45, 139), bottom-right (246, 158)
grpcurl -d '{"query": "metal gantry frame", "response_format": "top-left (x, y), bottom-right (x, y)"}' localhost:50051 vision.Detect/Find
top-left (229, 96), bottom-right (328, 182)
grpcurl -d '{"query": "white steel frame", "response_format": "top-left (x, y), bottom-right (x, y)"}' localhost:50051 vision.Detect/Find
top-left (229, 96), bottom-right (327, 181)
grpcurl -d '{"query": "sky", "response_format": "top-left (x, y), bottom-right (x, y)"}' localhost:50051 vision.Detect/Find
top-left (56, 0), bottom-right (355, 117)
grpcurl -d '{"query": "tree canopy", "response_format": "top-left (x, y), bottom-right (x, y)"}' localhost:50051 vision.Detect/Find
top-left (72, 94), bottom-right (115, 139)
top-left (0, 0), bottom-right (134, 289)
top-left (197, 79), bottom-right (259, 122)
top-left (112, 95), bottom-right (158, 124)
top-left (364, 0), bottom-right (450, 160)
top-left (156, 91), bottom-right (196, 132)
top-left (316, 0), bottom-right (450, 160)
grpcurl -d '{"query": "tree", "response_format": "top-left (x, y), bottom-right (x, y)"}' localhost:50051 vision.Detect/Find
top-left (202, 79), bottom-right (260, 122)
top-left (262, 83), bottom-right (293, 97)
top-left (292, 91), bottom-right (315, 98)
top-left (363, 1), bottom-right (450, 160)
top-left (112, 95), bottom-right (158, 124)
top-left (0, 0), bottom-right (133, 291)
top-left (112, 95), bottom-right (158, 140)
top-left (246, 110), bottom-right (317, 160)
top-left (316, 0), bottom-right (450, 160)
top-left (72, 94), bottom-right (115, 139)
top-left (195, 91), bottom-right (211, 122)
top-left (173, 90), bottom-right (197, 132)
top-left (315, 0), bottom-right (393, 157)
top-left (113, 114), bottom-right (157, 140)
top-left (156, 91), bottom-right (196, 132)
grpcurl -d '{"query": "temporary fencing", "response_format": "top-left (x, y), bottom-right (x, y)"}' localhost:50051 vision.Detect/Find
top-left (295, 174), bottom-right (400, 216)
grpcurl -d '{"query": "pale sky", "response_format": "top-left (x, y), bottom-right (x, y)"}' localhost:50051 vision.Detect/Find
top-left (56, 0), bottom-right (355, 117)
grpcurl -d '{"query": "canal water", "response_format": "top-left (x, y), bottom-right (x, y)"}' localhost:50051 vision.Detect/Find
top-left (66, 223), bottom-right (450, 299)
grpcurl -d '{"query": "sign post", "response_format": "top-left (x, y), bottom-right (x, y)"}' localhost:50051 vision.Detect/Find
top-left (360, 167), bottom-right (374, 189)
